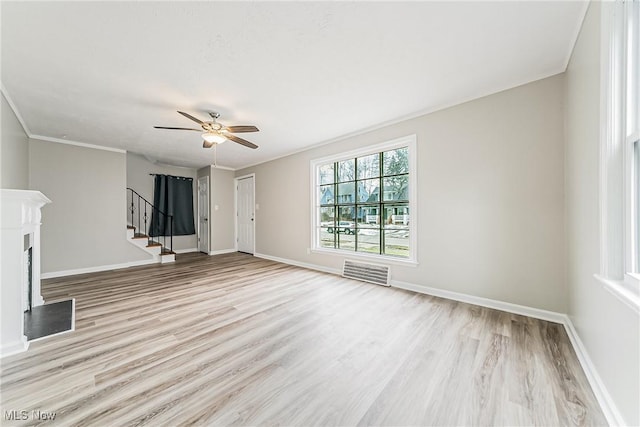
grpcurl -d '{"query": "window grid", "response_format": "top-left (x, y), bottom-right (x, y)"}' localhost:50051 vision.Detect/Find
top-left (317, 148), bottom-right (410, 258)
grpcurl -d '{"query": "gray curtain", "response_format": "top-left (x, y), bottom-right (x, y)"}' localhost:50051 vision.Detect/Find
top-left (149, 175), bottom-right (195, 236)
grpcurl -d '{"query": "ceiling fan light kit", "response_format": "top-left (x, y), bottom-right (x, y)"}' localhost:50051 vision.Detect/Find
top-left (202, 132), bottom-right (226, 144)
top-left (154, 111), bottom-right (259, 150)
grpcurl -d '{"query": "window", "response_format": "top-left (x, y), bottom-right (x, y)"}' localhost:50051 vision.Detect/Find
top-left (626, 1), bottom-right (640, 274)
top-left (598, 0), bottom-right (640, 309)
top-left (311, 135), bottom-right (416, 263)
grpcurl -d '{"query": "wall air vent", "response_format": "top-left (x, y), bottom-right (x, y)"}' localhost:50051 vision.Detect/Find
top-left (342, 260), bottom-right (390, 286)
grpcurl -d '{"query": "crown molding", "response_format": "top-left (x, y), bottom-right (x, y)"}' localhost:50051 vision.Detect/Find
top-left (30, 135), bottom-right (126, 154)
top-left (1, 85), bottom-right (32, 136)
top-left (2, 84), bottom-right (127, 155)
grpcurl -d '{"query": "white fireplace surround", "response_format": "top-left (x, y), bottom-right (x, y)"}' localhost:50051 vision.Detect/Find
top-left (1, 189), bottom-right (51, 357)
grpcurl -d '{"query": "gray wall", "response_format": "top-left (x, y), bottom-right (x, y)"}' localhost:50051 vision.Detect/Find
top-left (237, 74), bottom-right (566, 312)
top-left (1, 93), bottom-right (29, 189)
top-left (197, 166), bottom-right (212, 252)
top-left (126, 153), bottom-right (198, 252)
top-left (565, 2), bottom-right (639, 425)
top-left (29, 140), bottom-right (150, 273)
top-left (195, 166), bottom-right (237, 253)
top-left (211, 167), bottom-right (236, 252)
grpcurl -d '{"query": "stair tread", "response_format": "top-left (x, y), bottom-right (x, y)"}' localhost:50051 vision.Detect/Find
top-left (147, 242), bottom-right (162, 247)
top-left (127, 226), bottom-right (136, 230)
top-left (133, 233), bottom-right (148, 239)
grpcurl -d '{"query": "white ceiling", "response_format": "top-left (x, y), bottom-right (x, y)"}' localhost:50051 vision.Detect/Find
top-left (2, 1), bottom-right (587, 170)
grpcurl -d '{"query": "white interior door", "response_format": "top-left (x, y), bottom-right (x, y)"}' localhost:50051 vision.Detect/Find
top-left (198, 176), bottom-right (209, 253)
top-left (237, 176), bottom-right (255, 254)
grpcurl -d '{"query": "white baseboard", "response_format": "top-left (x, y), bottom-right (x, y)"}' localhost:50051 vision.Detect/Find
top-left (255, 253), bottom-right (564, 322)
top-left (562, 316), bottom-right (626, 427)
top-left (390, 279), bottom-right (566, 324)
top-left (253, 251), bottom-right (624, 426)
top-left (41, 259), bottom-right (157, 279)
top-left (174, 248), bottom-right (198, 254)
top-left (0, 338), bottom-right (29, 358)
top-left (254, 252), bottom-right (341, 275)
top-left (209, 248), bottom-right (238, 256)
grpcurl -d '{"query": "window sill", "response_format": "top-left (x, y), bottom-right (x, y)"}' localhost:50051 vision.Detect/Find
top-left (594, 274), bottom-right (640, 315)
top-left (311, 248), bottom-right (418, 267)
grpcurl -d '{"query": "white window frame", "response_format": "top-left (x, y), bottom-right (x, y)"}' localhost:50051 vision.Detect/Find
top-left (597, 0), bottom-right (640, 312)
top-left (310, 135), bottom-right (418, 266)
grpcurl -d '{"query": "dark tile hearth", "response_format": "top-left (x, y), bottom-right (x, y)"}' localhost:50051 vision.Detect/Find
top-left (24, 299), bottom-right (74, 341)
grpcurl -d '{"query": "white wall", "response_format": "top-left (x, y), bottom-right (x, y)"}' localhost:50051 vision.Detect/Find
top-left (565, 2), bottom-right (639, 425)
top-left (126, 152), bottom-right (197, 252)
top-left (237, 74), bottom-right (566, 313)
top-left (1, 93), bottom-right (29, 189)
top-left (29, 140), bottom-right (150, 273)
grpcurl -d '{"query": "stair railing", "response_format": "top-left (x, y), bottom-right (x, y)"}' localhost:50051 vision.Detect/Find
top-left (127, 188), bottom-right (173, 254)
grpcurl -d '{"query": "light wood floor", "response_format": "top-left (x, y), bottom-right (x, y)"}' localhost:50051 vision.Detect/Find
top-left (1, 253), bottom-right (606, 426)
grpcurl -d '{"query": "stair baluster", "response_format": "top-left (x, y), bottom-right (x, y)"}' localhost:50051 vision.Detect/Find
top-left (126, 187), bottom-right (174, 257)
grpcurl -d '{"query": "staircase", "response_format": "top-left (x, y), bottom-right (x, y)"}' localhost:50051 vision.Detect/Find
top-left (127, 188), bottom-right (175, 264)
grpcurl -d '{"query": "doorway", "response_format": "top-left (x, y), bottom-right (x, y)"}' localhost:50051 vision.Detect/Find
top-left (236, 174), bottom-right (255, 254)
top-left (197, 176), bottom-right (209, 254)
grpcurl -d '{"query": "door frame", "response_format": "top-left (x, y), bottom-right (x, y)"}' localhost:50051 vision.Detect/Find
top-left (234, 173), bottom-right (256, 255)
top-left (197, 175), bottom-right (210, 254)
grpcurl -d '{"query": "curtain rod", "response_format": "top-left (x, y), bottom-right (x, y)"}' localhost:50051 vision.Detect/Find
top-left (149, 173), bottom-right (193, 181)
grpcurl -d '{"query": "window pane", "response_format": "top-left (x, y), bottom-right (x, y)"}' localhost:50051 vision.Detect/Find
top-left (383, 204), bottom-right (410, 226)
top-left (357, 153), bottom-right (380, 179)
top-left (359, 179), bottom-right (379, 202)
top-left (636, 140), bottom-right (640, 269)
top-left (383, 147), bottom-right (409, 176)
top-left (319, 207), bottom-right (335, 226)
top-left (337, 182), bottom-right (355, 204)
top-left (338, 231), bottom-right (356, 251)
top-left (319, 184), bottom-right (334, 205)
top-left (627, 1), bottom-right (639, 136)
top-left (338, 159), bottom-right (355, 182)
top-left (319, 227), bottom-right (335, 249)
top-left (384, 227), bottom-right (409, 258)
top-left (338, 206), bottom-right (355, 222)
top-left (313, 140), bottom-right (412, 260)
top-left (319, 163), bottom-right (334, 185)
top-left (357, 229), bottom-right (380, 255)
top-left (358, 206), bottom-right (380, 226)
top-left (383, 175), bottom-right (409, 201)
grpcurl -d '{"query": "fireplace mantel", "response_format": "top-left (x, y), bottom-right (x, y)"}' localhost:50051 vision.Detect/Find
top-left (1, 189), bottom-right (51, 357)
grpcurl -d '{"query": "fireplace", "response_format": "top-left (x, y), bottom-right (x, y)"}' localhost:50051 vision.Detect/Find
top-left (0, 189), bottom-right (51, 357)
top-left (24, 234), bottom-right (33, 312)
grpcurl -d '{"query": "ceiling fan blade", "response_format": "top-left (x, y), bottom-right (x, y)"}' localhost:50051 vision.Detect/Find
top-left (226, 134), bottom-right (258, 149)
top-left (224, 125), bottom-right (259, 133)
top-left (154, 126), bottom-right (201, 131)
top-left (177, 111), bottom-right (205, 125)
top-left (203, 140), bottom-right (215, 148)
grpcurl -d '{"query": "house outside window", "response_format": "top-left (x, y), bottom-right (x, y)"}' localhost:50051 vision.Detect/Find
top-left (311, 135), bottom-right (417, 264)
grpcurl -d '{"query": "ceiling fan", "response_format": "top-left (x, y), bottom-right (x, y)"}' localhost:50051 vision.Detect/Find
top-left (154, 111), bottom-right (259, 149)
